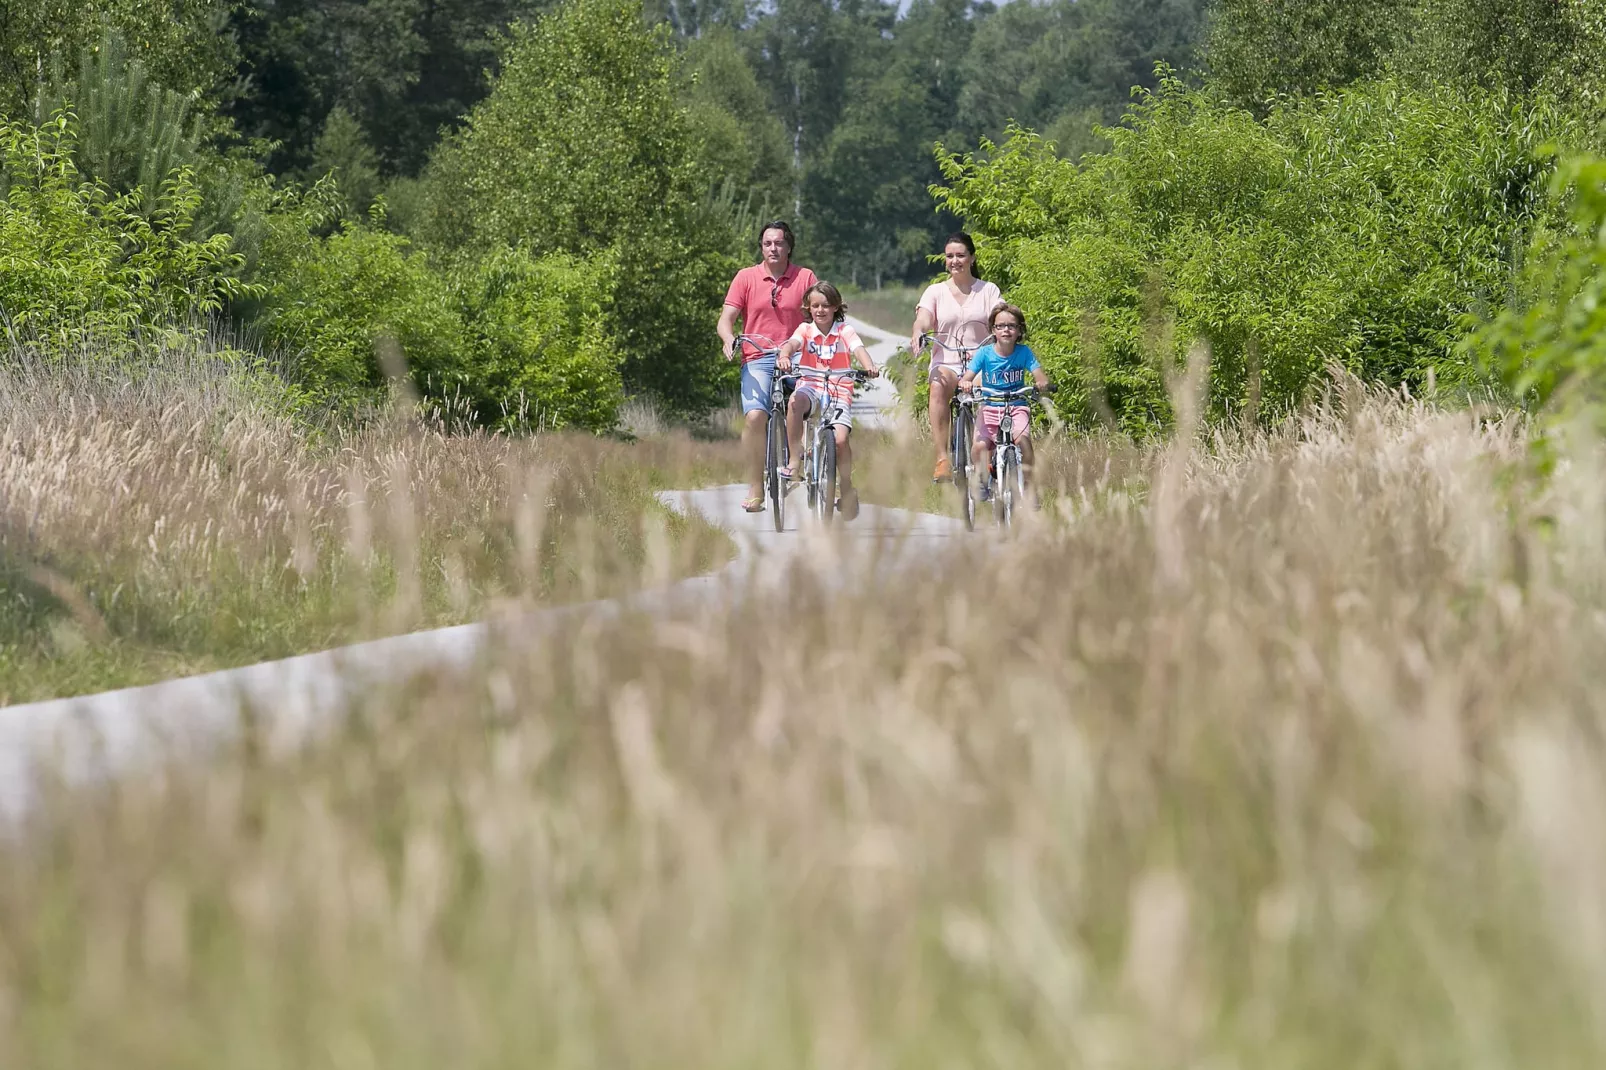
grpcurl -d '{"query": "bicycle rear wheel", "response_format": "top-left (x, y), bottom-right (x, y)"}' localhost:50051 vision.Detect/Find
top-left (767, 401), bottom-right (787, 532)
top-left (817, 429), bottom-right (837, 526)
top-left (996, 445), bottom-right (1017, 528)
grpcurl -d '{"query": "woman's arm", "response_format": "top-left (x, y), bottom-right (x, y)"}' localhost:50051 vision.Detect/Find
top-left (910, 304), bottom-right (934, 356)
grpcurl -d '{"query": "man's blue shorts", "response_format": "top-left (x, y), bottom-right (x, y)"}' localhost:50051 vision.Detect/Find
top-left (740, 354), bottom-right (778, 415)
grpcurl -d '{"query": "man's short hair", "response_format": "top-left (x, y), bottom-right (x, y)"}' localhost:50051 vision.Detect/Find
top-left (759, 220), bottom-right (795, 255)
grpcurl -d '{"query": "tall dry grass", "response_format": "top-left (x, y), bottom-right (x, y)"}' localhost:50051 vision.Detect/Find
top-left (3, 376), bottom-right (1603, 1066)
top-left (0, 336), bottom-right (742, 703)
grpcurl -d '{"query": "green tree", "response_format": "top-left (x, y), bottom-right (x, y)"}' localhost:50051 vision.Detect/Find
top-left (226, 0), bottom-right (552, 178)
top-left (1205, 0), bottom-right (1407, 108)
top-left (1207, 0), bottom-right (1606, 112)
top-left (420, 0), bottom-right (743, 415)
top-left (960, 0), bottom-right (1204, 155)
top-left (679, 28), bottom-right (792, 215)
top-left (748, 0), bottom-right (893, 211)
top-left (309, 105), bottom-right (383, 217)
top-left (933, 74), bottom-right (1567, 434)
top-left (0, 0), bottom-right (238, 115)
top-left (0, 113), bottom-right (251, 349)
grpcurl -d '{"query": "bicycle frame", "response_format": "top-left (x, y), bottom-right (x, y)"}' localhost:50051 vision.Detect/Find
top-left (921, 331), bottom-right (995, 531)
top-left (972, 385), bottom-right (1041, 529)
top-left (791, 365), bottom-right (869, 525)
top-left (735, 333), bottom-right (789, 532)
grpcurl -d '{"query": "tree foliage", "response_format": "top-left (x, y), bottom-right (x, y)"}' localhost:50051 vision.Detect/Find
top-left (0, 114), bottom-right (250, 348)
top-left (934, 72), bottom-right (1569, 434)
top-left (420, 0), bottom-right (743, 415)
top-left (1473, 151), bottom-right (1606, 421)
top-left (0, 0), bottom-right (238, 115)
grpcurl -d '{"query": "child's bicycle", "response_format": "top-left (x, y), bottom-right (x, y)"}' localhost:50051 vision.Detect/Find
top-left (790, 365), bottom-right (873, 527)
top-left (732, 333), bottom-right (791, 533)
top-left (919, 330), bottom-right (994, 531)
top-left (969, 382), bottom-right (1057, 529)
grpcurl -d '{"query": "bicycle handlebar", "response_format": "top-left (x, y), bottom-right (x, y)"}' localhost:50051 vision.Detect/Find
top-left (787, 365), bottom-right (875, 383)
top-left (962, 383), bottom-right (1057, 404)
top-left (732, 333), bottom-right (782, 359)
top-left (920, 331), bottom-right (995, 358)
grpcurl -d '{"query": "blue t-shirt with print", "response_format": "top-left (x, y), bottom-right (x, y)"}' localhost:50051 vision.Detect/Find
top-left (969, 343), bottom-right (1040, 406)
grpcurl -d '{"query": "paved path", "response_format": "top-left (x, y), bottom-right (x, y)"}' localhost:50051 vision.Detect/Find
top-left (843, 314), bottom-right (904, 430)
top-left (0, 317), bottom-right (960, 819)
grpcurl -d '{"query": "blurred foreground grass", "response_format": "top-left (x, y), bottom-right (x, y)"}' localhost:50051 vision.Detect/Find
top-left (5, 377), bottom-right (1606, 1066)
top-left (0, 342), bottom-right (743, 703)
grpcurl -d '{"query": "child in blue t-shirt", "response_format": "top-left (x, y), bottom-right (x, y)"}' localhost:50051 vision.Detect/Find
top-left (959, 303), bottom-right (1052, 504)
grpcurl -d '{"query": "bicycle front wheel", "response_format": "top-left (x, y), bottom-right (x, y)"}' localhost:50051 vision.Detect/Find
top-left (767, 402), bottom-right (787, 532)
top-left (817, 429), bottom-right (837, 526)
top-left (996, 446), bottom-right (1017, 528)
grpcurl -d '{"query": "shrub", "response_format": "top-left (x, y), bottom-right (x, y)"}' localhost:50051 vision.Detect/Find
top-left (418, 0), bottom-right (742, 418)
top-left (1472, 151), bottom-right (1606, 424)
top-left (452, 248), bottom-right (624, 432)
top-left (252, 184), bottom-right (466, 403)
top-left (0, 113), bottom-right (249, 347)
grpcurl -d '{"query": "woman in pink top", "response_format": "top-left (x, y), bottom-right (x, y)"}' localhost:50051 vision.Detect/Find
top-left (908, 233), bottom-right (1002, 482)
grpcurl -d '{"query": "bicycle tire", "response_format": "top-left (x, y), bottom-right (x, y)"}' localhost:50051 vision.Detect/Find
top-left (997, 446), bottom-right (1016, 528)
top-left (952, 402), bottom-right (973, 484)
top-left (954, 403), bottom-right (975, 530)
top-left (804, 421), bottom-right (818, 511)
top-left (818, 427), bottom-right (837, 525)
top-left (767, 399), bottom-right (787, 532)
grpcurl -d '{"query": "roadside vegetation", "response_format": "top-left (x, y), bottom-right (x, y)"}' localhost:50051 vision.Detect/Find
top-left (12, 380), bottom-right (1606, 1066)
top-left (11, 0), bottom-right (1606, 1061)
top-left (0, 336), bottom-right (740, 704)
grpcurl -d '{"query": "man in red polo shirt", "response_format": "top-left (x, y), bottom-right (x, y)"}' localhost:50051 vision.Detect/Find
top-left (717, 220), bottom-right (818, 512)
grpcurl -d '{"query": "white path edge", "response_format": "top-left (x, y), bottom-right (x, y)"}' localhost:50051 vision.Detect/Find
top-left (0, 315), bottom-right (957, 819)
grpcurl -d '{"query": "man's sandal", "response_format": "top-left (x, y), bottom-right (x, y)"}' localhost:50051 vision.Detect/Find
top-left (742, 496), bottom-right (765, 513)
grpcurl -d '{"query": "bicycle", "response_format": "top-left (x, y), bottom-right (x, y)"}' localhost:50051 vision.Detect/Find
top-left (732, 333), bottom-right (791, 533)
top-left (919, 331), bottom-right (994, 531)
top-left (968, 382), bottom-right (1056, 529)
top-left (788, 365), bottom-right (873, 526)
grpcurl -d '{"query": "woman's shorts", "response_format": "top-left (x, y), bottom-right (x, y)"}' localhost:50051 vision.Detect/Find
top-left (740, 354), bottom-right (778, 415)
top-left (977, 405), bottom-right (1029, 443)
top-left (928, 361), bottom-right (963, 385)
top-left (792, 384), bottom-right (854, 430)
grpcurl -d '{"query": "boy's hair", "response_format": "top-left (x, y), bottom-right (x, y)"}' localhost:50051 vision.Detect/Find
top-left (989, 302), bottom-right (1027, 339)
top-left (803, 280), bottom-right (847, 323)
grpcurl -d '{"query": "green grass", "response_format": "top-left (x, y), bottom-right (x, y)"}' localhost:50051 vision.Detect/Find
top-left (843, 284), bottom-right (923, 335)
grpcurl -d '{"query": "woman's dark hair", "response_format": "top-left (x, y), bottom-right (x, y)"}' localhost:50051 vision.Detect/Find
top-left (944, 231), bottom-right (981, 279)
top-left (803, 280), bottom-right (847, 323)
top-left (759, 220), bottom-right (795, 255)
top-left (988, 301), bottom-right (1027, 340)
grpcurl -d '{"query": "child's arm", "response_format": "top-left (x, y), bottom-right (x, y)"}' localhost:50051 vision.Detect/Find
top-left (958, 367), bottom-right (976, 392)
top-left (776, 336), bottom-right (801, 372)
top-left (1032, 367), bottom-right (1051, 391)
top-left (852, 344), bottom-right (879, 376)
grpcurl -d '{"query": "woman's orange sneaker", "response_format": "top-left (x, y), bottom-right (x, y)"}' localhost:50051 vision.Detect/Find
top-left (932, 456), bottom-right (952, 481)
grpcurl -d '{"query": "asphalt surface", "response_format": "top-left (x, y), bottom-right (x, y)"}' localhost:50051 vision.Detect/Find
top-left (0, 314), bottom-right (966, 820)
